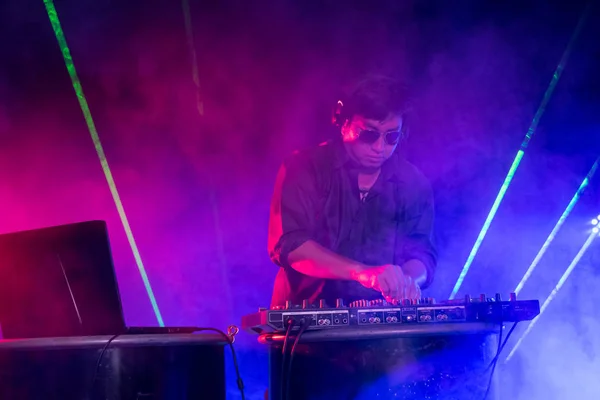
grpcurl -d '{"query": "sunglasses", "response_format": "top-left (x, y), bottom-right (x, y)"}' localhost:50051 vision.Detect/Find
top-left (358, 128), bottom-right (402, 145)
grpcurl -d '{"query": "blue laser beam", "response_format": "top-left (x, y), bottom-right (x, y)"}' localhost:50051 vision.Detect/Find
top-left (505, 228), bottom-right (598, 362)
top-left (514, 157), bottom-right (599, 295)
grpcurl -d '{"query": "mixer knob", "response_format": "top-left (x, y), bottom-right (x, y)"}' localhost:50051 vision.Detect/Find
top-left (429, 297), bottom-right (436, 304)
top-left (495, 293), bottom-right (502, 302)
top-left (302, 300), bottom-right (310, 309)
top-left (319, 299), bottom-right (327, 308)
top-left (479, 294), bottom-right (486, 302)
top-left (403, 299), bottom-right (411, 306)
top-left (336, 298), bottom-right (345, 308)
top-left (509, 292), bottom-right (517, 301)
top-left (285, 300), bottom-right (293, 310)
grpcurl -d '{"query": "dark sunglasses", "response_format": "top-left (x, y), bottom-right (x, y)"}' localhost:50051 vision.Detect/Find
top-left (358, 128), bottom-right (402, 145)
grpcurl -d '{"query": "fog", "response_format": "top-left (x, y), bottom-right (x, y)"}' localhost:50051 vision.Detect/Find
top-left (0, 0), bottom-right (598, 398)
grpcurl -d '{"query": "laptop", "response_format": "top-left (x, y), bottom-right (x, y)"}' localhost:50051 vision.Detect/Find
top-left (0, 220), bottom-right (199, 339)
top-left (0, 221), bottom-right (128, 339)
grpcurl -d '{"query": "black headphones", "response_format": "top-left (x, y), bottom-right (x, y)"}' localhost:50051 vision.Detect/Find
top-left (331, 99), bottom-right (346, 127)
top-left (331, 98), bottom-right (410, 140)
top-left (331, 75), bottom-right (411, 140)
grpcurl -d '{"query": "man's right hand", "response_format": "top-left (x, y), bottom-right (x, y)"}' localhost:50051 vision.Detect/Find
top-left (353, 264), bottom-right (420, 302)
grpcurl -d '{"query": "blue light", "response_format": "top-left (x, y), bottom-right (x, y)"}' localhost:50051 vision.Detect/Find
top-left (514, 158), bottom-right (599, 295)
top-left (506, 228), bottom-right (598, 362)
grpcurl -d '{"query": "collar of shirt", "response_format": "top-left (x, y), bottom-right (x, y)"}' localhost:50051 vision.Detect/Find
top-left (329, 138), bottom-right (405, 184)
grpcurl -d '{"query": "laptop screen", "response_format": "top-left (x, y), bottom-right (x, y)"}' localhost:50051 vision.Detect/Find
top-left (0, 220), bottom-right (126, 339)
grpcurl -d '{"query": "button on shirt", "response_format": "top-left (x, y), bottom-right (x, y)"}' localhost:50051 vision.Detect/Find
top-left (268, 139), bottom-right (437, 307)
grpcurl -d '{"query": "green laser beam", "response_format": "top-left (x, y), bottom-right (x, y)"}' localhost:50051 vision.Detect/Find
top-left (182, 0), bottom-right (204, 117)
top-left (449, 1), bottom-right (592, 299)
top-left (43, 0), bottom-right (164, 326)
top-left (520, 1), bottom-right (592, 150)
top-left (181, 0), bottom-right (233, 318)
top-left (181, 0), bottom-right (234, 318)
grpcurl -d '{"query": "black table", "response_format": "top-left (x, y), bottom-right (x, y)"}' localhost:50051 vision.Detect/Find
top-left (260, 322), bottom-right (501, 400)
top-left (0, 333), bottom-right (226, 400)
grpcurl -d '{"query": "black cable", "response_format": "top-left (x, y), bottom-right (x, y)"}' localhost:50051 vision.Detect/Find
top-left (89, 333), bottom-right (121, 400)
top-left (285, 318), bottom-right (312, 400)
top-left (481, 324), bottom-right (503, 400)
top-left (280, 320), bottom-right (296, 400)
top-left (486, 322), bottom-right (518, 371)
top-left (481, 322), bottom-right (518, 400)
top-left (89, 327), bottom-right (245, 400)
top-left (191, 327), bottom-right (246, 400)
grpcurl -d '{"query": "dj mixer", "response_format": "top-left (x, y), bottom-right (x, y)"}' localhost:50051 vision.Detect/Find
top-left (242, 293), bottom-right (540, 334)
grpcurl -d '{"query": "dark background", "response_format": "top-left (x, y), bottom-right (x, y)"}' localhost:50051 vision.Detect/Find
top-left (1, 0), bottom-right (599, 398)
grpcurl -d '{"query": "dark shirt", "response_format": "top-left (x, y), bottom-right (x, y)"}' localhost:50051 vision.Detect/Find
top-left (268, 139), bottom-right (437, 307)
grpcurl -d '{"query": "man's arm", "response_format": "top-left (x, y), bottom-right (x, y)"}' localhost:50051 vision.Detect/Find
top-left (288, 240), bottom-right (366, 280)
top-left (268, 153), bottom-right (411, 300)
top-left (399, 178), bottom-right (438, 289)
top-left (268, 154), bottom-right (366, 280)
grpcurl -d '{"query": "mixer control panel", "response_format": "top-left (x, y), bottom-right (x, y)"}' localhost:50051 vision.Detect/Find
top-left (242, 293), bottom-right (540, 335)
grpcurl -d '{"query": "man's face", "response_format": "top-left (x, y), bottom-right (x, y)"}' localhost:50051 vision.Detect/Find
top-left (342, 113), bottom-right (403, 169)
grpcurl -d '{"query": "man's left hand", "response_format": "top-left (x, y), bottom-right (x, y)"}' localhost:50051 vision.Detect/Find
top-left (383, 265), bottom-right (421, 303)
top-left (402, 269), bottom-right (421, 300)
top-left (400, 259), bottom-right (427, 300)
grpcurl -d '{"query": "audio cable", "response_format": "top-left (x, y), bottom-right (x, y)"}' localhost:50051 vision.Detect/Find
top-left (192, 326), bottom-right (245, 400)
top-left (480, 324), bottom-right (503, 400)
top-left (486, 322), bottom-right (518, 371)
top-left (89, 326), bottom-right (245, 400)
top-left (90, 333), bottom-right (121, 398)
top-left (481, 322), bottom-right (518, 400)
top-left (284, 317), bottom-right (312, 400)
top-left (280, 319), bottom-right (296, 400)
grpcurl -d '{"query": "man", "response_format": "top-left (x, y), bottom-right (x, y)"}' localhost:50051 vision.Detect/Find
top-left (268, 76), bottom-right (436, 307)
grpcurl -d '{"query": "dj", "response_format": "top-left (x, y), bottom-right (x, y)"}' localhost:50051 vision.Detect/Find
top-left (268, 76), bottom-right (437, 307)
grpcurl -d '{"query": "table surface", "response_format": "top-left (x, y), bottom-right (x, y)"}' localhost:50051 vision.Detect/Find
top-left (258, 321), bottom-right (501, 344)
top-left (0, 333), bottom-right (228, 351)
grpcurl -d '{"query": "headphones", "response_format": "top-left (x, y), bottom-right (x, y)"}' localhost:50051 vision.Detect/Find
top-left (331, 75), bottom-right (411, 140)
top-left (331, 100), bottom-right (346, 127)
top-left (331, 98), bottom-right (410, 141)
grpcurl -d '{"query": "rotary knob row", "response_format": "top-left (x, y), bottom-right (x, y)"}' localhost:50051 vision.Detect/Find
top-left (282, 298), bottom-right (346, 309)
top-left (282, 297), bottom-right (440, 310)
top-left (464, 293), bottom-right (518, 303)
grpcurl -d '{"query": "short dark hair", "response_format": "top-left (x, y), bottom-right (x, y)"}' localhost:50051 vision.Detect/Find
top-left (342, 75), bottom-right (412, 122)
